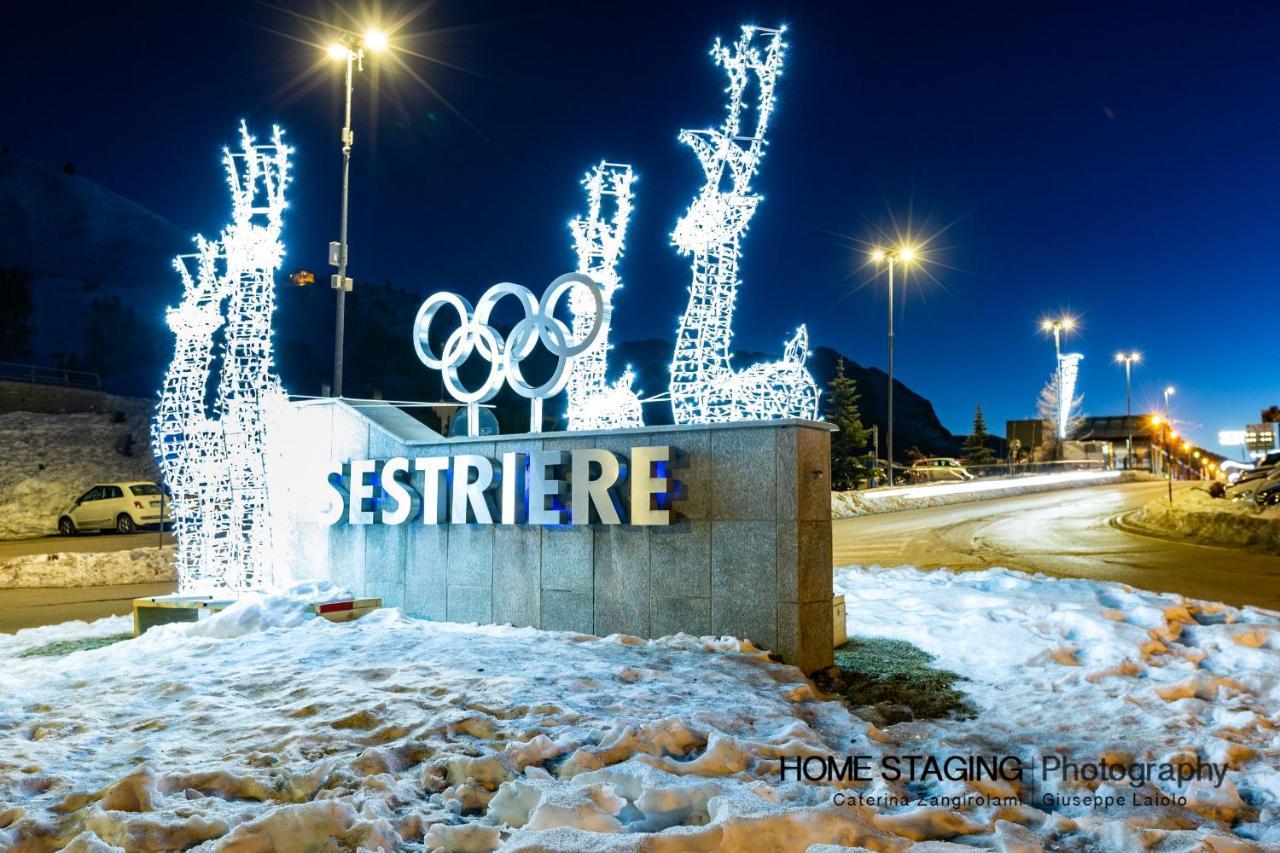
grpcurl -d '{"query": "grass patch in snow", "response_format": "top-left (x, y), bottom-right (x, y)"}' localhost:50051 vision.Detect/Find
top-left (820, 637), bottom-right (976, 722)
top-left (17, 633), bottom-right (131, 658)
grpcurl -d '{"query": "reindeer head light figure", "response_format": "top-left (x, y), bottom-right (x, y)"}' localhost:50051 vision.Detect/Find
top-left (565, 162), bottom-right (643, 431)
top-left (669, 25), bottom-right (819, 424)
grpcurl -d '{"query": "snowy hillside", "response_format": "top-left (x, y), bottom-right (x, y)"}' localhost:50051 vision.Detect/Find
top-left (0, 567), bottom-right (1275, 850)
top-left (0, 408), bottom-right (159, 538)
top-left (0, 155), bottom-right (186, 392)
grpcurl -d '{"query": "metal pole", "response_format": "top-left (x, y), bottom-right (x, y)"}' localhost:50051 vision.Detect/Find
top-left (1164, 392), bottom-right (1173, 504)
top-left (1124, 360), bottom-right (1132, 470)
top-left (886, 258), bottom-right (895, 485)
top-left (1053, 326), bottom-right (1062, 460)
top-left (333, 52), bottom-right (356, 398)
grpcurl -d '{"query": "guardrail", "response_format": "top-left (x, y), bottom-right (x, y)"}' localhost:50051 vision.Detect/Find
top-left (0, 362), bottom-right (102, 390)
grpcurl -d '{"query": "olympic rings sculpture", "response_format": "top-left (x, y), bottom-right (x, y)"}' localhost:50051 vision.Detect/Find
top-left (412, 273), bottom-right (605, 407)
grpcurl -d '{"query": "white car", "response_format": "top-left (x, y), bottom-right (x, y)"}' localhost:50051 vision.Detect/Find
top-left (909, 457), bottom-right (975, 483)
top-left (58, 482), bottom-right (171, 535)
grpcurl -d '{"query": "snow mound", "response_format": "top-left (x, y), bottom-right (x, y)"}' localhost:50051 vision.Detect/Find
top-left (0, 409), bottom-right (159, 539)
top-left (1127, 487), bottom-right (1280, 553)
top-left (0, 567), bottom-right (1276, 850)
top-left (178, 580), bottom-right (354, 639)
top-left (0, 546), bottom-right (175, 589)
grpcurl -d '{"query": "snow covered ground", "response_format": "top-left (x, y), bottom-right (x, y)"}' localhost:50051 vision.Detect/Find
top-left (0, 409), bottom-right (158, 539)
top-left (1, 570), bottom-right (1276, 851)
top-left (0, 546), bottom-right (174, 588)
top-left (1127, 487), bottom-right (1280, 554)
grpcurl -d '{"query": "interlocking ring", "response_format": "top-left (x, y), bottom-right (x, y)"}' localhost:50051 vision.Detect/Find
top-left (413, 273), bottom-right (604, 405)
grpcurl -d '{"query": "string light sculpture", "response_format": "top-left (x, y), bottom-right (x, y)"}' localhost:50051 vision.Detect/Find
top-left (1056, 353), bottom-right (1084, 439)
top-left (669, 24), bottom-right (819, 424)
top-left (565, 162), bottom-right (643, 431)
top-left (153, 123), bottom-right (291, 594)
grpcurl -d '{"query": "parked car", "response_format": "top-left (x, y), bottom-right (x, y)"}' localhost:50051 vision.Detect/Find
top-left (909, 457), bottom-right (975, 483)
top-left (1229, 467), bottom-right (1280, 507)
top-left (58, 482), bottom-right (171, 535)
top-left (1233, 451), bottom-right (1280, 488)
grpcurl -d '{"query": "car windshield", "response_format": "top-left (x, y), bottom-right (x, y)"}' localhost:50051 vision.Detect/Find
top-left (129, 484), bottom-right (163, 496)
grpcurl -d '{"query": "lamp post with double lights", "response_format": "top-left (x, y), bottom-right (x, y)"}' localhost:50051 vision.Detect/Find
top-left (870, 245), bottom-right (917, 484)
top-left (325, 28), bottom-right (388, 398)
top-left (1114, 351), bottom-right (1140, 469)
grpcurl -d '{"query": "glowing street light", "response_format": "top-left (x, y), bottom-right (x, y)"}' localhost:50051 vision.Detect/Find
top-left (1114, 351), bottom-right (1141, 469)
top-left (324, 28), bottom-right (389, 398)
top-left (870, 245), bottom-right (917, 483)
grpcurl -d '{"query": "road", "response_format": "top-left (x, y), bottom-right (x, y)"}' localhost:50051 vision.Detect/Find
top-left (0, 532), bottom-right (177, 632)
top-left (833, 481), bottom-right (1280, 610)
top-left (0, 531), bottom-right (174, 560)
top-left (0, 582), bottom-right (176, 633)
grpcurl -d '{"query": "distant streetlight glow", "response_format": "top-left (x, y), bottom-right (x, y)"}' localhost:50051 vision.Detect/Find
top-left (869, 245), bottom-right (918, 483)
top-left (363, 28), bottom-right (389, 52)
top-left (326, 43), bottom-right (350, 60)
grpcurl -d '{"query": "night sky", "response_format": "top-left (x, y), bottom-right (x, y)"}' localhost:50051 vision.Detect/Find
top-left (8, 1), bottom-right (1279, 453)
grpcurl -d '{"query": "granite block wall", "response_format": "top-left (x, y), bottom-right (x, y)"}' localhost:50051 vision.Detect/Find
top-left (288, 400), bottom-right (834, 672)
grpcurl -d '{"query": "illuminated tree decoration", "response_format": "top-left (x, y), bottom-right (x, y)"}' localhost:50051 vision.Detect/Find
top-left (153, 123), bottom-right (291, 595)
top-left (1037, 353), bottom-right (1085, 440)
top-left (1055, 352), bottom-right (1084, 439)
top-left (565, 162), bottom-right (643, 431)
top-left (669, 24), bottom-right (819, 424)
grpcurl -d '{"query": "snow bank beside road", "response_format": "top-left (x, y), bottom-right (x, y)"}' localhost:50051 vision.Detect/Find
top-left (0, 546), bottom-right (174, 588)
top-left (832, 469), bottom-right (1153, 518)
top-left (0, 409), bottom-right (158, 539)
top-left (2, 568), bottom-right (1276, 850)
top-left (1126, 488), bottom-right (1280, 553)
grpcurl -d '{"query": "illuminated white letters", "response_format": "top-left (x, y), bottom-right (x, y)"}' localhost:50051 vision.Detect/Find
top-left (452, 455), bottom-right (495, 524)
top-left (527, 450), bottom-right (568, 525)
top-left (378, 458), bottom-right (417, 525)
top-left (571, 449), bottom-right (623, 525)
top-left (629, 446), bottom-right (673, 526)
top-left (321, 446), bottom-right (673, 527)
top-left (348, 459), bottom-right (377, 525)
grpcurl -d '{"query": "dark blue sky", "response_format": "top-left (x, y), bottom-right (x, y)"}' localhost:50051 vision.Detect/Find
top-left (8, 1), bottom-right (1279, 452)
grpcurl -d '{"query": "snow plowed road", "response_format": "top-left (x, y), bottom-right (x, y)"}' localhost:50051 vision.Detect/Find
top-left (833, 480), bottom-right (1280, 609)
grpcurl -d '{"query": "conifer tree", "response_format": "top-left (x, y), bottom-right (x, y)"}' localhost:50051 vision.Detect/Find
top-left (963, 403), bottom-right (998, 466)
top-left (825, 359), bottom-right (873, 490)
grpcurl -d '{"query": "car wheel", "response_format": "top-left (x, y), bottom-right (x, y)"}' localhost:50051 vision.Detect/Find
top-left (58, 516), bottom-right (76, 536)
top-left (116, 513), bottom-right (137, 534)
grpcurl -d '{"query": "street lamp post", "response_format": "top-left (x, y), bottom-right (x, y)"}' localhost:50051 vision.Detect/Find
top-left (1041, 316), bottom-right (1075, 459)
top-left (870, 246), bottom-right (916, 484)
top-left (1114, 351), bottom-right (1140, 469)
top-left (1163, 385), bottom-right (1175, 503)
top-left (325, 30), bottom-right (387, 398)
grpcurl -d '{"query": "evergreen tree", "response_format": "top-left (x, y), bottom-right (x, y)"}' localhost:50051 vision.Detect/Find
top-left (824, 358), bottom-right (873, 490)
top-left (963, 403), bottom-right (997, 466)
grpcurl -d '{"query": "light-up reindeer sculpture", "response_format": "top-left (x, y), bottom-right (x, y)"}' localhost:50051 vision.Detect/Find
top-left (154, 123), bottom-right (290, 594)
top-left (669, 25), bottom-right (819, 424)
top-left (565, 162), bottom-right (643, 431)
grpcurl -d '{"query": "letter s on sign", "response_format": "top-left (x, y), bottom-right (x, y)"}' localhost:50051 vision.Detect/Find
top-left (320, 461), bottom-right (347, 526)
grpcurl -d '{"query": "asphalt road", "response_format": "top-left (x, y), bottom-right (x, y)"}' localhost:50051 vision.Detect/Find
top-left (0, 532), bottom-right (177, 632)
top-left (0, 582), bottom-right (177, 633)
top-left (0, 531), bottom-right (174, 560)
top-left (833, 480), bottom-right (1280, 610)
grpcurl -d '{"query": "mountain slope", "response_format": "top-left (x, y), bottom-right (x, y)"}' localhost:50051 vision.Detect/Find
top-left (0, 154), bottom-right (188, 392)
